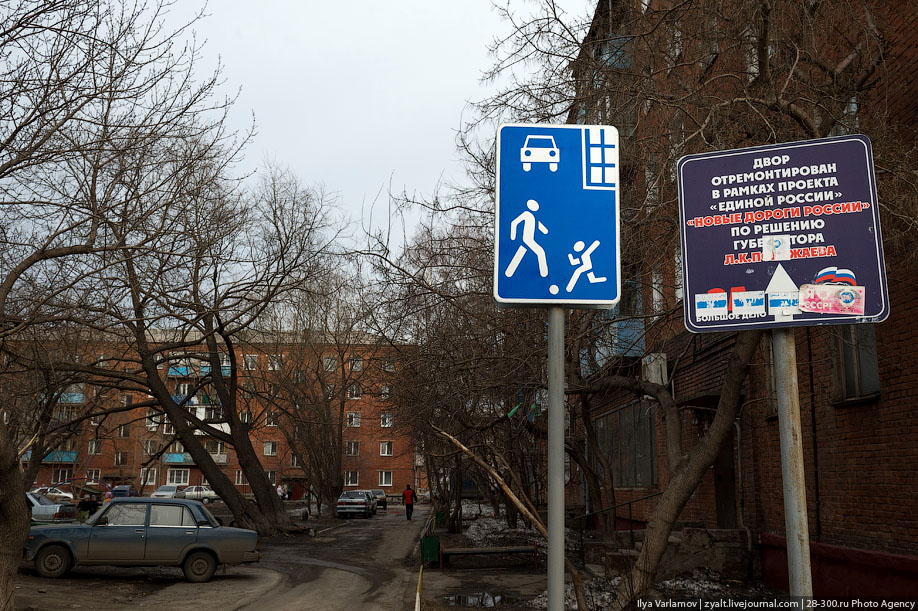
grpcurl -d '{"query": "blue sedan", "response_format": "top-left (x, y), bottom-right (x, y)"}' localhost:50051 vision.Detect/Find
top-left (24, 498), bottom-right (260, 583)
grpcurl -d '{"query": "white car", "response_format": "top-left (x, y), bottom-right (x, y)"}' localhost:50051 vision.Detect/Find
top-left (181, 485), bottom-right (220, 504)
top-left (30, 487), bottom-right (74, 503)
top-left (26, 492), bottom-right (77, 523)
top-left (520, 135), bottom-right (559, 172)
top-left (150, 485), bottom-right (184, 498)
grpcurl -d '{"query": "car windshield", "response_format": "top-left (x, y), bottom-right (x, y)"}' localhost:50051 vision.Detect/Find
top-left (341, 491), bottom-right (365, 499)
top-left (525, 136), bottom-right (555, 148)
top-left (156, 486), bottom-right (176, 492)
top-left (32, 494), bottom-right (54, 506)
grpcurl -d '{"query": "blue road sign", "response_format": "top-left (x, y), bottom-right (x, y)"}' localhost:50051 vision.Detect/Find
top-left (493, 124), bottom-right (620, 307)
top-left (678, 135), bottom-right (889, 333)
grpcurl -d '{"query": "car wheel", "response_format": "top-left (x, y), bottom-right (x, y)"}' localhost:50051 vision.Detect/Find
top-left (523, 162), bottom-right (531, 172)
top-left (35, 544), bottom-right (72, 578)
top-left (549, 163), bottom-right (558, 172)
top-left (182, 550), bottom-right (217, 583)
top-left (202, 498), bottom-right (210, 504)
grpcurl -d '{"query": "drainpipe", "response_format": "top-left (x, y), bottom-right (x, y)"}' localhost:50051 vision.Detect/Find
top-left (805, 328), bottom-right (821, 539)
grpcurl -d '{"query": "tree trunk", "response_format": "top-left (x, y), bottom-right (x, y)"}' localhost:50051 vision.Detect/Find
top-left (0, 428), bottom-right (29, 611)
top-left (612, 331), bottom-right (763, 609)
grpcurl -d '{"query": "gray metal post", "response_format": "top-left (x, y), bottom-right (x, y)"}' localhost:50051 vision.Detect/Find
top-left (547, 306), bottom-right (565, 611)
top-left (772, 327), bottom-right (813, 598)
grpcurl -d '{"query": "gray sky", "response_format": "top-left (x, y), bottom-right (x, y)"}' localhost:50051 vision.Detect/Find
top-left (178, 1), bottom-right (590, 234)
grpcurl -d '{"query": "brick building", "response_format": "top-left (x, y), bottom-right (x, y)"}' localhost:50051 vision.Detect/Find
top-left (18, 336), bottom-right (416, 505)
top-left (564, 0), bottom-right (918, 597)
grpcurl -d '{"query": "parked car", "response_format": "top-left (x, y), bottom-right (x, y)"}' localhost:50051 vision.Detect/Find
top-left (111, 484), bottom-right (140, 497)
top-left (336, 490), bottom-right (375, 518)
top-left (24, 498), bottom-right (260, 583)
top-left (181, 486), bottom-right (220, 504)
top-left (150, 485), bottom-right (184, 498)
top-left (26, 493), bottom-right (77, 523)
top-left (30, 487), bottom-right (74, 503)
top-left (369, 489), bottom-right (387, 510)
top-left (359, 490), bottom-right (378, 515)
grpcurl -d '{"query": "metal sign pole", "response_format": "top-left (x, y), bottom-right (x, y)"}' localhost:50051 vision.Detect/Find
top-left (772, 327), bottom-right (813, 598)
top-left (547, 306), bottom-right (565, 611)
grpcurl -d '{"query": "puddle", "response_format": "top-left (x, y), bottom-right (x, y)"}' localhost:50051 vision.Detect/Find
top-left (443, 593), bottom-right (521, 607)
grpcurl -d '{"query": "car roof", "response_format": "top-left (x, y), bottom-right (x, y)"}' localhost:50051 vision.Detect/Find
top-left (108, 497), bottom-right (201, 506)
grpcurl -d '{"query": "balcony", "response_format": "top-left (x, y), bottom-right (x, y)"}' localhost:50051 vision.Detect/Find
top-left (20, 450), bottom-right (78, 464)
top-left (168, 365), bottom-right (191, 377)
top-left (171, 394), bottom-right (199, 406)
top-left (162, 453), bottom-right (194, 465)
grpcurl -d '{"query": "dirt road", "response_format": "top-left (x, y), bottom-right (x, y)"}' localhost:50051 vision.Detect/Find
top-left (14, 504), bottom-right (427, 610)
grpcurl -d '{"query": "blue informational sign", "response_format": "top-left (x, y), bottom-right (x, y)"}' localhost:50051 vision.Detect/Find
top-left (494, 124), bottom-right (620, 307)
top-left (678, 135), bottom-right (889, 333)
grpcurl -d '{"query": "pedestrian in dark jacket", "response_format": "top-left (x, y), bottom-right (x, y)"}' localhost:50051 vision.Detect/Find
top-left (402, 484), bottom-right (417, 520)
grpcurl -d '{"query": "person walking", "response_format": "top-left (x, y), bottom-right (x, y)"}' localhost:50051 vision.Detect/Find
top-left (401, 484), bottom-right (417, 520)
top-left (77, 495), bottom-right (90, 523)
top-left (276, 483), bottom-right (285, 501)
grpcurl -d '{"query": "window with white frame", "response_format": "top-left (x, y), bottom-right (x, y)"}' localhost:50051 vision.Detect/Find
top-left (118, 423), bottom-right (130, 438)
top-left (235, 470), bottom-right (247, 486)
top-left (345, 471), bottom-right (358, 486)
top-left (114, 452), bottom-right (127, 466)
top-left (163, 418), bottom-right (174, 436)
top-left (265, 470), bottom-right (277, 484)
top-left (86, 468), bottom-right (101, 482)
top-left (143, 440), bottom-right (158, 455)
top-left (240, 411), bottom-right (253, 424)
top-left (204, 439), bottom-right (224, 454)
top-left (380, 441), bottom-right (393, 456)
top-left (382, 358), bottom-right (396, 372)
top-left (268, 354), bottom-right (282, 370)
top-left (244, 354), bottom-right (258, 370)
top-left (323, 356), bottom-right (337, 372)
top-left (347, 384), bottom-right (362, 400)
top-left (88, 439), bottom-right (103, 455)
top-left (264, 441), bottom-right (278, 456)
top-left (381, 385), bottom-right (391, 400)
top-left (379, 471), bottom-right (392, 487)
top-left (168, 468), bottom-right (190, 485)
top-left (381, 412), bottom-right (393, 428)
top-left (170, 440), bottom-right (184, 453)
top-left (324, 383), bottom-right (336, 399)
top-left (346, 412), bottom-right (360, 427)
top-left (349, 356), bottom-right (363, 372)
top-left (120, 394), bottom-right (132, 407)
top-left (140, 467), bottom-right (157, 487)
top-left (265, 411), bottom-right (278, 427)
top-left (345, 440), bottom-right (359, 456)
top-left (53, 468), bottom-right (73, 482)
top-left (146, 410), bottom-right (160, 430)
top-left (291, 454), bottom-right (300, 467)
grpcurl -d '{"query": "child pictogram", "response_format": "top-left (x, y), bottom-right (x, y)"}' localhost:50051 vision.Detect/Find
top-left (566, 240), bottom-right (606, 292)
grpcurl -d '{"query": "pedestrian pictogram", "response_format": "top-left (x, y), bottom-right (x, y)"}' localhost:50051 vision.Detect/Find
top-left (493, 124), bottom-right (620, 307)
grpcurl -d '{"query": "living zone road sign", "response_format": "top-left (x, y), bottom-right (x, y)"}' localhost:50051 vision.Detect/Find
top-left (677, 135), bottom-right (889, 333)
top-left (494, 123), bottom-right (620, 307)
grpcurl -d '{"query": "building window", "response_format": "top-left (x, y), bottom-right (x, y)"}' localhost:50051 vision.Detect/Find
top-left (204, 439), bottom-right (224, 455)
top-left (382, 358), bottom-right (396, 372)
top-left (162, 418), bottom-right (174, 436)
top-left (381, 413), bottom-right (393, 428)
top-left (265, 411), bottom-right (278, 427)
top-left (168, 468), bottom-right (190, 485)
top-left (140, 467), bottom-right (157, 487)
top-left (346, 412), bottom-right (361, 427)
top-left (347, 384), bottom-right (362, 400)
top-left (380, 441), bottom-right (393, 456)
top-left (264, 441), bottom-right (278, 456)
top-left (594, 399), bottom-right (657, 487)
top-left (85, 468), bottom-right (101, 482)
top-left (53, 468), bottom-right (73, 482)
top-left (170, 440), bottom-right (184, 453)
top-left (324, 383), bottom-right (336, 399)
top-left (114, 452), bottom-right (127, 466)
top-left (346, 441), bottom-right (359, 456)
top-left (323, 356), bottom-right (337, 372)
top-left (265, 470), bottom-right (277, 485)
top-left (837, 325), bottom-right (880, 401)
top-left (143, 440), bottom-right (158, 456)
top-left (379, 471), bottom-right (392, 487)
top-left (120, 394), bottom-right (133, 407)
top-left (240, 411), bottom-right (253, 424)
top-left (291, 454), bottom-right (300, 467)
top-left (244, 354), bottom-right (258, 370)
top-left (268, 354), bottom-right (282, 370)
top-left (349, 357), bottom-right (363, 372)
top-left (345, 471), bottom-right (358, 486)
top-left (88, 439), bottom-right (103, 455)
top-left (381, 385), bottom-right (391, 400)
top-left (146, 410), bottom-right (160, 430)
top-left (118, 424), bottom-right (130, 438)
top-left (235, 470), bottom-right (247, 486)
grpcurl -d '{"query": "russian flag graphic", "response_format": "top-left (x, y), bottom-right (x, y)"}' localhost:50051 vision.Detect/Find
top-left (814, 267), bottom-right (837, 283)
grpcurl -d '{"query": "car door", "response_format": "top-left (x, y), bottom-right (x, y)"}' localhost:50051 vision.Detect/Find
top-left (87, 502), bottom-right (148, 563)
top-left (145, 503), bottom-right (198, 563)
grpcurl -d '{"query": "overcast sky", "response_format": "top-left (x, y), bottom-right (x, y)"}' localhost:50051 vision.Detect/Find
top-left (174, 1), bottom-right (591, 236)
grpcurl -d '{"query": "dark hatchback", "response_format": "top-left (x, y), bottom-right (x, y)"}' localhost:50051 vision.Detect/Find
top-left (24, 498), bottom-right (260, 583)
